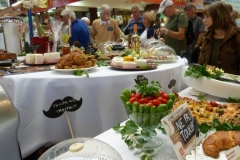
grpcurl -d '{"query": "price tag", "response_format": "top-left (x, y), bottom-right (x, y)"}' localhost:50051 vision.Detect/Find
top-left (224, 145), bottom-right (240, 160)
top-left (161, 102), bottom-right (201, 160)
top-left (43, 96), bottom-right (82, 118)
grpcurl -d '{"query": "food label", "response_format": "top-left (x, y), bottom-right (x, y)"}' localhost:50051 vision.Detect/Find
top-left (224, 145), bottom-right (240, 160)
top-left (161, 102), bottom-right (203, 160)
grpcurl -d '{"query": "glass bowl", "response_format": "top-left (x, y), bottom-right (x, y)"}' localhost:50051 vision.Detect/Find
top-left (38, 137), bottom-right (122, 160)
top-left (125, 108), bottom-right (170, 155)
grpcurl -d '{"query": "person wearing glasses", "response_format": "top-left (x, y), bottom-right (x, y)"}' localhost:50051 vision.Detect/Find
top-left (158, 0), bottom-right (188, 56)
top-left (198, 2), bottom-right (240, 75)
top-left (91, 4), bottom-right (122, 46)
top-left (127, 4), bottom-right (145, 48)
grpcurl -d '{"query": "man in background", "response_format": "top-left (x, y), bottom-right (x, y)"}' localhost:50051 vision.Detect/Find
top-left (61, 9), bottom-right (90, 49)
top-left (184, 3), bottom-right (204, 63)
top-left (91, 4), bottom-right (122, 46)
top-left (158, 0), bottom-right (188, 56)
top-left (127, 4), bottom-right (145, 48)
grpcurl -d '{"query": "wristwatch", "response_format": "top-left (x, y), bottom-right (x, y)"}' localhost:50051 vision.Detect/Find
top-left (165, 29), bottom-right (169, 35)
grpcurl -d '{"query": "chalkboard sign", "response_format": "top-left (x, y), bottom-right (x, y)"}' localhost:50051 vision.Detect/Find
top-left (43, 96), bottom-right (82, 118)
top-left (173, 109), bottom-right (195, 145)
top-left (111, 45), bottom-right (125, 51)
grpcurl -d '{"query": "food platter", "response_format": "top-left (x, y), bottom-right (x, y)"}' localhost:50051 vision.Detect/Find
top-left (181, 66), bottom-right (240, 99)
top-left (50, 65), bottom-right (98, 72)
top-left (110, 64), bottom-right (157, 71)
top-left (145, 58), bottom-right (177, 63)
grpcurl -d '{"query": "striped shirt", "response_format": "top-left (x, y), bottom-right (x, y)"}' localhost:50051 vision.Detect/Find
top-left (128, 17), bottom-right (145, 36)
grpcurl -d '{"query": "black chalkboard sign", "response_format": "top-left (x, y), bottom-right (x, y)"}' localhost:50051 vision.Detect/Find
top-left (173, 109), bottom-right (195, 145)
top-left (43, 96), bottom-right (82, 118)
top-left (111, 45), bottom-right (125, 51)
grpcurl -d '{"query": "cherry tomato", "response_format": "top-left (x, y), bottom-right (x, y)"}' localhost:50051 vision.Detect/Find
top-left (210, 101), bottom-right (218, 107)
top-left (162, 93), bottom-right (169, 100)
top-left (134, 93), bottom-right (142, 99)
top-left (145, 96), bottom-right (153, 101)
top-left (130, 93), bottom-right (135, 98)
top-left (146, 102), bottom-right (154, 107)
top-left (160, 91), bottom-right (165, 96)
top-left (138, 98), bottom-right (149, 104)
top-left (152, 99), bottom-right (161, 106)
top-left (161, 99), bottom-right (168, 104)
top-left (157, 97), bottom-right (165, 103)
top-left (129, 97), bottom-right (137, 103)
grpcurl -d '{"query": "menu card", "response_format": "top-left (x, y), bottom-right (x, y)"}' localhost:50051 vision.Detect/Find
top-left (161, 102), bottom-right (203, 160)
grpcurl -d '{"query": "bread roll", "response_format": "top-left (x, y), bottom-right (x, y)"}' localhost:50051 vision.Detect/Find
top-left (202, 131), bottom-right (240, 158)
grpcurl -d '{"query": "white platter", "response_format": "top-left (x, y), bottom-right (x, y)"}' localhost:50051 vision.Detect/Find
top-left (181, 66), bottom-right (240, 99)
top-left (50, 65), bottom-right (98, 72)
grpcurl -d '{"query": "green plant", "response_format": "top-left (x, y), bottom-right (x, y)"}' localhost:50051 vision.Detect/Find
top-left (113, 120), bottom-right (158, 160)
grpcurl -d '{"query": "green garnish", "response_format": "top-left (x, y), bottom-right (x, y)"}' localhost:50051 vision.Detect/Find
top-left (184, 64), bottom-right (224, 79)
top-left (226, 97), bottom-right (240, 103)
top-left (230, 75), bottom-right (238, 81)
top-left (134, 80), bottom-right (162, 97)
top-left (199, 118), bottom-right (240, 133)
top-left (113, 120), bottom-right (157, 160)
top-left (73, 70), bottom-right (89, 77)
top-left (96, 60), bottom-right (109, 67)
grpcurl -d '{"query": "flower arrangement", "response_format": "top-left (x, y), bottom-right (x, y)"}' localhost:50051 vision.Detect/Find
top-left (15, 22), bottom-right (29, 55)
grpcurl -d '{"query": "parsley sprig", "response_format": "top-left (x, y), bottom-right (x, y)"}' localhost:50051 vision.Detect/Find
top-left (73, 70), bottom-right (89, 77)
top-left (113, 120), bottom-right (158, 160)
top-left (184, 64), bottom-right (223, 79)
top-left (134, 80), bottom-right (162, 97)
top-left (199, 118), bottom-right (240, 133)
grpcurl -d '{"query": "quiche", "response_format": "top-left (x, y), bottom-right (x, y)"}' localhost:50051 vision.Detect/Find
top-left (172, 97), bottom-right (240, 125)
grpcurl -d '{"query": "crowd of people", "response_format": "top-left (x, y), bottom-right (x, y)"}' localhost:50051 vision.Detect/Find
top-left (49, 1), bottom-right (240, 75)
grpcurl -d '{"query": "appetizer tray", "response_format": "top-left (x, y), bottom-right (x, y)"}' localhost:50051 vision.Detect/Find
top-left (50, 65), bottom-right (98, 72)
top-left (181, 66), bottom-right (240, 99)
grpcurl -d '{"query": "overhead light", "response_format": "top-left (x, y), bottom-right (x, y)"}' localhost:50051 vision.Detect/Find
top-left (11, 1), bottom-right (22, 7)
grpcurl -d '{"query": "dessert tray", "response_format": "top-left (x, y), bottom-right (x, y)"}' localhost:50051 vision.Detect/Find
top-left (181, 66), bottom-right (240, 99)
top-left (50, 65), bottom-right (98, 72)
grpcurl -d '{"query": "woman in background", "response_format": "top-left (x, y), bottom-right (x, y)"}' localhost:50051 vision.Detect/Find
top-left (198, 2), bottom-right (240, 75)
top-left (139, 11), bottom-right (158, 42)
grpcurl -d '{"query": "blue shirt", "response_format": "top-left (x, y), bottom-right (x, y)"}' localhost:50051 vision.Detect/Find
top-left (128, 17), bottom-right (145, 36)
top-left (71, 19), bottom-right (90, 49)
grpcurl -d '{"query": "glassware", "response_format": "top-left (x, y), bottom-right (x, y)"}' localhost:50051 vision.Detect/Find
top-left (38, 137), bottom-right (122, 160)
top-left (125, 108), bottom-right (170, 155)
top-left (62, 44), bottom-right (71, 55)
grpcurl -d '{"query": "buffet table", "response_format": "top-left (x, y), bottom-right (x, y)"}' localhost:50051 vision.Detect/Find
top-left (0, 58), bottom-right (187, 158)
top-left (94, 87), bottom-right (227, 160)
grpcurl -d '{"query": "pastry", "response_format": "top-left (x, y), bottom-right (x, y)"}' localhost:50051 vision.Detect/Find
top-left (202, 131), bottom-right (240, 158)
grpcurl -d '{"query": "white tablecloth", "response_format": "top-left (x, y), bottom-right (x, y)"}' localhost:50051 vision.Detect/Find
top-left (0, 58), bottom-right (187, 158)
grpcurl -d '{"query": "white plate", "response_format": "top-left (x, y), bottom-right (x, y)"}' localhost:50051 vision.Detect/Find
top-left (182, 66), bottom-right (240, 99)
top-left (50, 65), bottom-right (98, 72)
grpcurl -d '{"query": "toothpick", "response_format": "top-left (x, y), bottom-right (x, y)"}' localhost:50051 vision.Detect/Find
top-left (64, 112), bottom-right (76, 145)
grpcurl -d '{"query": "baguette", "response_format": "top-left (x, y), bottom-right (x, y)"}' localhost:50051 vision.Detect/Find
top-left (202, 131), bottom-right (240, 158)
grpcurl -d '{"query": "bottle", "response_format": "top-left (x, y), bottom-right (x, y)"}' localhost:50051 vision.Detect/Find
top-left (131, 24), bottom-right (140, 55)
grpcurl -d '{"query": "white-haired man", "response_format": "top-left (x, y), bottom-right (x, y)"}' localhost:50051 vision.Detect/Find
top-left (61, 9), bottom-right (90, 49)
top-left (91, 4), bottom-right (122, 46)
